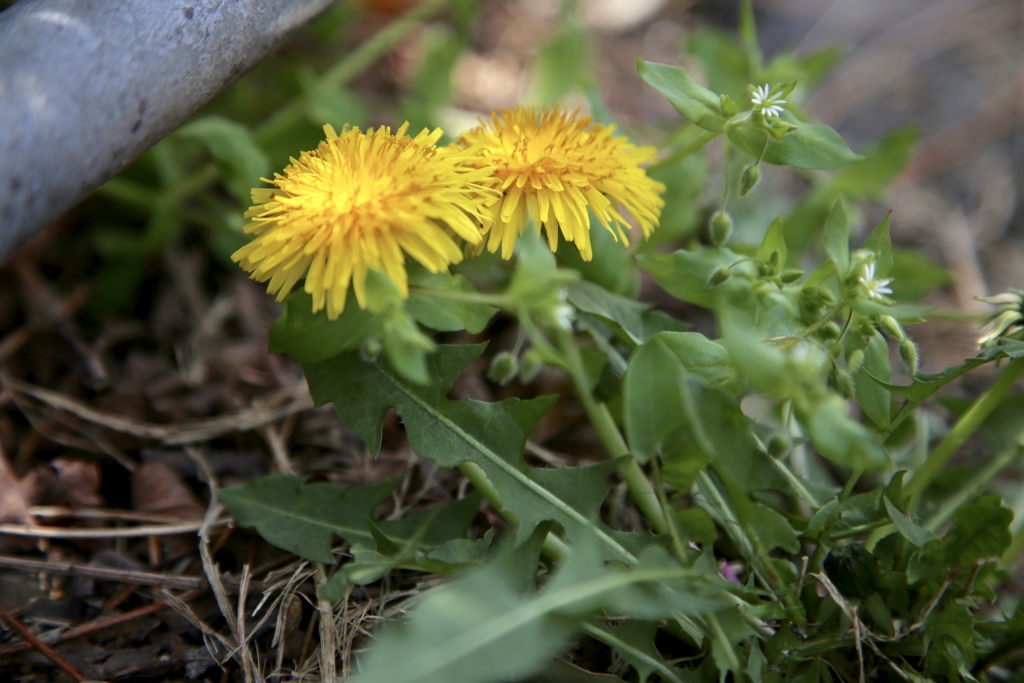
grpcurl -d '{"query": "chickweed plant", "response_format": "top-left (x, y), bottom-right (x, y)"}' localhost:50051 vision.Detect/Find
top-left (200, 3), bottom-right (1024, 682)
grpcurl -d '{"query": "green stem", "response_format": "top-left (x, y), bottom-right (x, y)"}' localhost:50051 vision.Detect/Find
top-left (647, 130), bottom-right (717, 174)
top-left (905, 356), bottom-right (1024, 506)
top-left (926, 445), bottom-right (1019, 533)
top-left (696, 471), bottom-right (807, 629)
top-left (553, 327), bottom-right (668, 535)
top-left (457, 462), bottom-right (568, 561)
top-left (256, 0), bottom-right (451, 144)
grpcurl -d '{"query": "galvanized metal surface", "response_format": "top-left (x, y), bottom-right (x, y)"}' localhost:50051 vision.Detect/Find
top-left (0, 0), bottom-right (333, 260)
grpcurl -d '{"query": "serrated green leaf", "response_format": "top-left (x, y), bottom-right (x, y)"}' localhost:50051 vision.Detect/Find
top-left (938, 495), bottom-right (1013, 567)
top-left (268, 289), bottom-right (381, 364)
top-left (588, 621), bottom-right (680, 683)
top-left (637, 60), bottom-right (726, 133)
top-left (304, 343), bottom-right (636, 562)
top-left (748, 503), bottom-right (800, 554)
top-left (352, 538), bottom-right (716, 683)
top-left (728, 121), bottom-right (863, 170)
top-left (219, 475), bottom-right (396, 563)
top-left (407, 269), bottom-right (497, 334)
top-left (177, 115), bottom-right (270, 204)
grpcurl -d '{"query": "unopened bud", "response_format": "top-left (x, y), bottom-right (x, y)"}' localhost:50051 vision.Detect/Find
top-left (706, 266), bottom-right (733, 288)
top-left (878, 315), bottom-right (905, 341)
top-left (709, 210), bottom-right (733, 247)
top-left (487, 351), bottom-right (519, 386)
top-left (359, 337), bottom-right (383, 363)
top-left (846, 349), bottom-right (865, 374)
top-left (818, 321), bottom-right (842, 341)
top-left (779, 268), bottom-right (805, 284)
top-left (519, 348), bottom-right (544, 384)
top-left (767, 434), bottom-right (791, 458)
top-left (833, 368), bottom-right (855, 399)
top-left (899, 339), bottom-right (919, 377)
top-left (739, 164), bottom-right (762, 197)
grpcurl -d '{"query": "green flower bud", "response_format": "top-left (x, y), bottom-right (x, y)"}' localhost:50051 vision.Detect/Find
top-left (878, 315), bottom-right (905, 341)
top-left (846, 348), bottom-right (865, 374)
top-left (818, 321), bottom-right (842, 341)
top-left (832, 368), bottom-right (855, 399)
top-left (739, 164), bottom-right (761, 197)
top-left (519, 348), bottom-right (544, 384)
top-left (757, 261), bottom-right (774, 277)
top-left (899, 338), bottom-right (919, 377)
top-left (487, 351), bottom-right (519, 386)
top-left (709, 210), bottom-right (733, 247)
top-left (359, 337), bottom-right (383, 363)
top-left (706, 265), bottom-right (732, 288)
top-left (824, 543), bottom-right (881, 599)
top-left (779, 268), bottom-right (804, 284)
top-left (767, 434), bottom-right (791, 458)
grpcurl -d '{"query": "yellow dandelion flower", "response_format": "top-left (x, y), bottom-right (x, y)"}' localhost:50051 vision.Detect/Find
top-left (232, 123), bottom-right (495, 320)
top-left (457, 106), bottom-right (665, 261)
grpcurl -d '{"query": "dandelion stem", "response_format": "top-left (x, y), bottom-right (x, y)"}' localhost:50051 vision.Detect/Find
top-left (553, 327), bottom-right (668, 535)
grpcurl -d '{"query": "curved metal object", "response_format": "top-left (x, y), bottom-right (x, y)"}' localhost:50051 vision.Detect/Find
top-left (0, 0), bottom-right (333, 261)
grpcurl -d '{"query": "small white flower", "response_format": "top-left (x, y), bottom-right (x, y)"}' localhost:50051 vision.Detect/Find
top-left (751, 84), bottom-right (787, 118)
top-left (858, 262), bottom-right (893, 300)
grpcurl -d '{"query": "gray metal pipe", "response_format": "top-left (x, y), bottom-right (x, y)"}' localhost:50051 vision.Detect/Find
top-left (0, 0), bottom-right (334, 261)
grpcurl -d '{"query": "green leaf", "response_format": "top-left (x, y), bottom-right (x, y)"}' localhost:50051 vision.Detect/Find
top-left (937, 495), bottom-right (1013, 567)
top-left (883, 496), bottom-right (935, 548)
top-left (304, 344), bottom-right (636, 562)
top-left (589, 621), bottom-right (679, 683)
top-left (300, 69), bottom-right (369, 129)
top-left (795, 393), bottom-right (887, 470)
top-left (833, 126), bottom-right (917, 198)
top-left (527, 18), bottom-right (593, 103)
top-left (269, 289), bottom-right (381, 364)
top-left (624, 333), bottom-right (744, 463)
top-left (890, 247), bottom-right (953, 302)
top-left (756, 216), bottom-right (787, 269)
top-left (854, 333), bottom-right (892, 430)
top-left (638, 247), bottom-right (754, 309)
top-left (748, 503), bottom-right (800, 554)
top-left (219, 475), bottom-right (396, 563)
top-left (823, 197), bottom-right (850, 278)
top-left (863, 212), bottom-right (894, 278)
top-left (352, 539), bottom-right (717, 683)
top-left (566, 280), bottom-right (654, 345)
top-left (637, 60), bottom-right (726, 133)
top-left (407, 269), bottom-right (497, 334)
top-left (176, 115), bottom-right (270, 204)
top-left (728, 121), bottom-right (863, 170)
top-left (687, 30), bottom-right (750, 100)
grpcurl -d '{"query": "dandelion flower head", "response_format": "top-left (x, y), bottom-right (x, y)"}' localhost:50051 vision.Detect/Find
top-left (457, 106), bottom-right (665, 261)
top-left (233, 123), bottom-right (495, 319)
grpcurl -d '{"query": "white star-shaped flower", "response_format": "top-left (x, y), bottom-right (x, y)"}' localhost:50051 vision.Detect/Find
top-left (859, 262), bottom-right (893, 300)
top-left (751, 84), bottom-right (787, 118)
